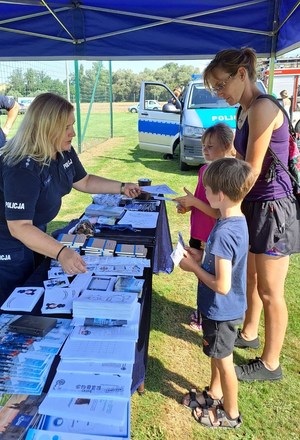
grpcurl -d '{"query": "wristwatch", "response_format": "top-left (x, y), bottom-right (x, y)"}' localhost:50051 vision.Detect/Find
top-left (120, 182), bottom-right (126, 195)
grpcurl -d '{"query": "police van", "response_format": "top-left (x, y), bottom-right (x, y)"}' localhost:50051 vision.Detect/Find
top-left (138, 79), bottom-right (266, 170)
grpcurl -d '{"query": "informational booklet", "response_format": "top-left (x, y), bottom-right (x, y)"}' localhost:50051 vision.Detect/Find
top-left (1, 286), bottom-right (44, 312)
top-left (115, 243), bottom-right (147, 258)
top-left (86, 275), bottom-right (116, 291)
top-left (114, 276), bottom-right (145, 294)
top-left (0, 377), bottom-right (44, 395)
top-left (94, 256), bottom-right (151, 267)
top-left (69, 324), bottom-right (138, 342)
top-left (27, 428), bottom-right (127, 440)
top-left (71, 302), bottom-right (141, 329)
top-left (41, 288), bottom-right (80, 314)
top-left (29, 408), bottom-right (129, 438)
top-left (57, 360), bottom-right (134, 377)
top-left (0, 393), bottom-right (46, 439)
top-left (73, 288), bottom-right (138, 317)
top-left (94, 263), bottom-right (145, 277)
top-left (60, 339), bottom-right (136, 363)
top-left (38, 395), bottom-right (128, 424)
top-left (70, 272), bottom-right (93, 291)
top-left (82, 237), bottom-right (117, 256)
top-left (48, 267), bottom-right (66, 278)
top-left (47, 371), bottom-right (131, 399)
top-left (43, 276), bottom-right (70, 289)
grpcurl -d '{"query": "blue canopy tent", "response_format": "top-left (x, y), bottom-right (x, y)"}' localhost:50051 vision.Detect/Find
top-left (0, 1), bottom-right (298, 60)
top-left (0, 1), bottom-right (299, 148)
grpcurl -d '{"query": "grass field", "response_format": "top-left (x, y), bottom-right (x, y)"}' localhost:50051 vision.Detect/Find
top-left (6, 109), bottom-right (299, 439)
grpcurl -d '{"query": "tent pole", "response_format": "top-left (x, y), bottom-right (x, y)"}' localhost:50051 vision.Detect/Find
top-left (74, 60), bottom-right (82, 153)
top-left (109, 61), bottom-right (113, 138)
top-left (267, 55), bottom-right (275, 95)
top-left (82, 61), bottom-right (103, 142)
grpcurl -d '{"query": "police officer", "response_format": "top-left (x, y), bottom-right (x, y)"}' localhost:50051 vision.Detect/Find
top-left (0, 92), bottom-right (141, 302)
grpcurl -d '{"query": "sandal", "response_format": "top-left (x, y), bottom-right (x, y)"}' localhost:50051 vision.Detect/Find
top-left (190, 310), bottom-right (199, 322)
top-left (190, 320), bottom-right (202, 331)
top-left (192, 405), bottom-right (242, 429)
top-left (189, 310), bottom-right (202, 331)
top-left (182, 388), bottom-right (222, 409)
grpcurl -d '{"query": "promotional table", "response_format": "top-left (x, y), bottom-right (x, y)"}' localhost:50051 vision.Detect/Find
top-left (23, 200), bottom-right (174, 394)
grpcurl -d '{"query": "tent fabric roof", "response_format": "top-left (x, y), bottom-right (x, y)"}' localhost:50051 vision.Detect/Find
top-left (0, 1), bottom-right (299, 60)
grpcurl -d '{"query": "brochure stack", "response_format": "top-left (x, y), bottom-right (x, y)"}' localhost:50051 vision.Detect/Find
top-left (29, 255), bottom-right (145, 439)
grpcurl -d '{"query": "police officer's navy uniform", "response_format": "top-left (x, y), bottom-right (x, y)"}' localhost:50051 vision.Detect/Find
top-left (0, 147), bottom-right (87, 302)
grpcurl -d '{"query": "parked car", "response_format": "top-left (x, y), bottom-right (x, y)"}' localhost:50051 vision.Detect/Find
top-left (128, 103), bottom-right (140, 113)
top-left (18, 103), bottom-right (26, 114)
top-left (138, 79), bottom-right (266, 170)
top-left (128, 100), bottom-right (161, 113)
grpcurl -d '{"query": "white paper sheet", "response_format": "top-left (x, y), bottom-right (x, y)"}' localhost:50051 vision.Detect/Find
top-left (118, 211), bottom-right (159, 228)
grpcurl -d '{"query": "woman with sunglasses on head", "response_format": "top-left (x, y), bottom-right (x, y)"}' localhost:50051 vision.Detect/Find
top-left (203, 47), bottom-right (300, 382)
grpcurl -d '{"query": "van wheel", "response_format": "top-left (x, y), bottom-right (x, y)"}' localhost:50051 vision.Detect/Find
top-left (163, 154), bottom-right (173, 160)
top-left (179, 157), bottom-right (190, 171)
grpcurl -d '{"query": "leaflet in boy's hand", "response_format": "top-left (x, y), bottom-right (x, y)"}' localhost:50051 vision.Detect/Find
top-left (170, 237), bottom-right (185, 266)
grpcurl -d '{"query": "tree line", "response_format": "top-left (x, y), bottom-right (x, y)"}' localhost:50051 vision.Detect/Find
top-left (3, 62), bottom-right (201, 103)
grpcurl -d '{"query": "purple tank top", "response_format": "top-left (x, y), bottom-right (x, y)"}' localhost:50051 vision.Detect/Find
top-left (234, 98), bottom-right (292, 201)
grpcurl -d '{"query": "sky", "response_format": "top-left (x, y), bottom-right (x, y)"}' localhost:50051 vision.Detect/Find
top-left (101, 48), bottom-right (300, 74)
top-left (109, 59), bottom-right (210, 73)
top-left (1, 48), bottom-right (299, 85)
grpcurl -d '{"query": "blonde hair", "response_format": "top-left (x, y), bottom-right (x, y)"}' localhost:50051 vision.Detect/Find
top-left (2, 93), bottom-right (74, 166)
top-left (202, 123), bottom-right (235, 157)
top-left (203, 47), bottom-right (257, 92)
top-left (203, 157), bottom-right (255, 202)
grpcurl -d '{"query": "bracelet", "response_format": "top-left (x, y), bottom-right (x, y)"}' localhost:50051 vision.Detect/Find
top-left (56, 245), bottom-right (67, 261)
top-left (120, 182), bottom-right (126, 195)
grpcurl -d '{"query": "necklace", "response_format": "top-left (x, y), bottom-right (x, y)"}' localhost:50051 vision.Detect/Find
top-left (238, 96), bottom-right (257, 125)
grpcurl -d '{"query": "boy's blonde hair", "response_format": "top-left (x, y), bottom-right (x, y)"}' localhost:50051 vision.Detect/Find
top-left (202, 123), bottom-right (235, 156)
top-left (2, 92), bottom-right (74, 166)
top-left (203, 157), bottom-right (255, 202)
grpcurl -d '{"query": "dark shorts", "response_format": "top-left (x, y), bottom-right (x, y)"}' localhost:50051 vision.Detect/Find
top-left (201, 314), bottom-right (243, 359)
top-left (242, 195), bottom-right (300, 255)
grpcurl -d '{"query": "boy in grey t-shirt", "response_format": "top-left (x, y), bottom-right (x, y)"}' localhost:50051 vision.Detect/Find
top-left (179, 157), bottom-right (254, 429)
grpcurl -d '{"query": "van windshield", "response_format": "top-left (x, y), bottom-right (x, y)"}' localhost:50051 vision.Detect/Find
top-left (188, 84), bottom-right (235, 109)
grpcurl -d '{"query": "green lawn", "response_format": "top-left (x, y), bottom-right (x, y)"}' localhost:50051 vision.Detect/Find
top-left (33, 111), bottom-right (299, 439)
